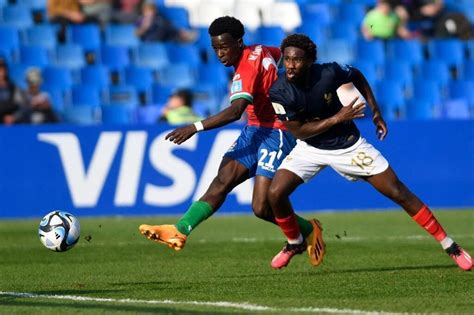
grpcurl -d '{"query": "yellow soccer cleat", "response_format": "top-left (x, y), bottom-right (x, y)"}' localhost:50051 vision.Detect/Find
top-left (139, 224), bottom-right (187, 251)
top-left (306, 219), bottom-right (325, 266)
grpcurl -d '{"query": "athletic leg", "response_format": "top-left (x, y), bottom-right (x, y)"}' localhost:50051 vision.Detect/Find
top-left (139, 157), bottom-right (249, 250)
top-left (366, 167), bottom-right (472, 270)
top-left (252, 175), bottom-right (314, 238)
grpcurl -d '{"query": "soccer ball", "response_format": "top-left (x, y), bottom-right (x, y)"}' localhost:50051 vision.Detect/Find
top-left (38, 211), bottom-right (80, 252)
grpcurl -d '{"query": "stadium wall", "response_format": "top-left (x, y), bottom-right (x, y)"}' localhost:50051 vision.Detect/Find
top-left (0, 120), bottom-right (473, 219)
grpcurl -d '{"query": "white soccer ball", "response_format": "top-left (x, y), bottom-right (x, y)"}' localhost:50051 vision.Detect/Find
top-left (38, 211), bottom-right (80, 252)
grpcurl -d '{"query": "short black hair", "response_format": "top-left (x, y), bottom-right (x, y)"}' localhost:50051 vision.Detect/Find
top-left (208, 16), bottom-right (245, 39)
top-left (280, 34), bottom-right (317, 62)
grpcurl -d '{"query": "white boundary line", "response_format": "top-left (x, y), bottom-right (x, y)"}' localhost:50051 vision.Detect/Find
top-left (0, 291), bottom-right (407, 314)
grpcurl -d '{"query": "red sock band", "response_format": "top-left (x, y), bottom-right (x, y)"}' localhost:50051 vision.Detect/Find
top-left (412, 205), bottom-right (447, 241)
top-left (275, 214), bottom-right (301, 241)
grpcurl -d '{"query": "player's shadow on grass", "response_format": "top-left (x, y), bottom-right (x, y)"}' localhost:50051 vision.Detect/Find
top-left (0, 299), bottom-right (236, 315)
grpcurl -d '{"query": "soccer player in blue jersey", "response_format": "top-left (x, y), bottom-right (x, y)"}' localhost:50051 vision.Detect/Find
top-left (139, 17), bottom-right (324, 267)
top-left (267, 33), bottom-right (472, 271)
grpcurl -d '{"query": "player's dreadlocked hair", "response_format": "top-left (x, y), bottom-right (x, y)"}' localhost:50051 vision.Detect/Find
top-left (280, 34), bottom-right (317, 62)
top-left (208, 16), bottom-right (245, 39)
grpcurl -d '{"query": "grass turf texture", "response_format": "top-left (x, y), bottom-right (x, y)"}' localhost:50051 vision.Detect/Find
top-left (0, 209), bottom-right (473, 314)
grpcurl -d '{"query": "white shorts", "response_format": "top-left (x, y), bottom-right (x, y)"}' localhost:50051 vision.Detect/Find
top-left (279, 137), bottom-right (389, 182)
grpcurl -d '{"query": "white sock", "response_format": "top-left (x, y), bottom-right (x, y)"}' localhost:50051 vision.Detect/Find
top-left (288, 234), bottom-right (304, 245)
top-left (440, 236), bottom-right (454, 250)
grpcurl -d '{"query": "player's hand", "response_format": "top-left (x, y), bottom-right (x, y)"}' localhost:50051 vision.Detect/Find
top-left (165, 124), bottom-right (197, 144)
top-left (373, 115), bottom-right (388, 140)
top-left (335, 97), bottom-right (366, 123)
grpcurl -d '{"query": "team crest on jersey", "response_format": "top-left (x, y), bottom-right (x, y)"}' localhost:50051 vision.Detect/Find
top-left (231, 80), bottom-right (242, 93)
top-left (324, 93), bottom-right (333, 104)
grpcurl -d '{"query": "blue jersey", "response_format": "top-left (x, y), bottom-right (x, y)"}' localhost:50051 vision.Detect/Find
top-left (269, 62), bottom-right (361, 150)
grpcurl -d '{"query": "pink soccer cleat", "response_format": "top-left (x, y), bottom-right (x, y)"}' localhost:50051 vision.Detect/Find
top-left (271, 241), bottom-right (306, 269)
top-left (445, 242), bottom-right (472, 271)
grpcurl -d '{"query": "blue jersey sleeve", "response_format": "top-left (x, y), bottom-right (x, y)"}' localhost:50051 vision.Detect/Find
top-left (269, 80), bottom-right (297, 121)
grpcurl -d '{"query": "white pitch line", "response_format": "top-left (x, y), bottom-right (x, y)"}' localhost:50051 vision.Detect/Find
top-left (0, 291), bottom-right (407, 314)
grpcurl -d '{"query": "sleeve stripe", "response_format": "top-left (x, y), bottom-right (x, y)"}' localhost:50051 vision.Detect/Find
top-left (230, 92), bottom-right (253, 103)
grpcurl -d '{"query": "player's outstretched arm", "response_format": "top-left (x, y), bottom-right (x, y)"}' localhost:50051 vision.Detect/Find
top-left (283, 97), bottom-right (366, 140)
top-left (165, 98), bottom-right (248, 144)
top-left (351, 67), bottom-right (388, 140)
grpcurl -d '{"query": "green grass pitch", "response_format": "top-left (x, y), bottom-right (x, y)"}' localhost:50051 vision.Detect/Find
top-left (1, 209), bottom-right (473, 314)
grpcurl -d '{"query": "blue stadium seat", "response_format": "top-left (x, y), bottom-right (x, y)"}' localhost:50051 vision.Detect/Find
top-left (448, 80), bottom-right (474, 108)
top-left (17, 0), bottom-right (46, 10)
top-left (136, 105), bottom-right (163, 124)
top-left (336, 3), bottom-right (366, 26)
top-left (198, 63), bottom-right (229, 92)
top-left (466, 40), bottom-right (474, 59)
top-left (405, 99), bottom-right (435, 119)
top-left (100, 45), bottom-right (130, 71)
top-left (413, 79), bottom-right (442, 105)
top-left (428, 39), bottom-right (464, 69)
top-left (0, 26), bottom-right (20, 60)
top-left (193, 27), bottom-right (211, 51)
top-left (330, 21), bottom-right (359, 43)
top-left (254, 26), bottom-right (286, 47)
top-left (300, 3), bottom-right (332, 27)
top-left (157, 63), bottom-right (196, 88)
top-left (55, 44), bottom-right (85, 70)
top-left (81, 65), bottom-right (110, 89)
top-left (134, 43), bottom-right (169, 69)
top-left (356, 39), bottom-right (385, 69)
top-left (443, 99), bottom-right (470, 119)
top-left (420, 60), bottom-right (450, 86)
top-left (105, 24), bottom-right (139, 48)
top-left (42, 85), bottom-right (65, 113)
top-left (384, 60), bottom-right (414, 88)
top-left (8, 63), bottom-right (28, 88)
top-left (19, 45), bottom-right (49, 67)
top-left (42, 66), bottom-right (73, 92)
top-left (386, 39), bottom-right (424, 66)
top-left (351, 60), bottom-right (377, 86)
top-left (63, 105), bottom-right (99, 124)
top-left (319, 39), bottom-right (354, 64)
top-left (24, 24), bottom-right (57, 50)
top-left (125, 66), bottom-right (154, 92)
top-left (192, 83), bottom-right (222, 116)
top-left (106, 84), bottom-right (139, 107)
top-left (375, 80), bottom-right (405, 119)
top-left (463, 60), bottom-right (474, 80)
top-left (166, 43), bottom-right (201, 67)
top-left (2, 5), bottom-right (33, 30)
top-left (101, 104), bottom-right (134, 124)
top-left (72, 84), bottom-right (101, 107)
top-left (159, 6), bottom-right (190, 29)
top-left (152, 83), bottom-right (175, 106)
top-left (69, 24), bottom-right (101, 52)
top-left (296, 22), bottom-right (327, 44)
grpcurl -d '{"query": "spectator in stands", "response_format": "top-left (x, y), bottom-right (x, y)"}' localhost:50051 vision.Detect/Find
top-left (48, 0), bottom-right (94, 42)
top-left (395, 0), bottom-right (444, 37)
top-left (0, 59), bottom-right (20, 125)
top-left (79, 0), bottom-right (113, 28)
top-left (159, 89), bottom-right (203, 125)
top-left (135, 1), bottom-right (196, 42)
top-left (362, 0), bottom-right (413, 40)
top-left (9, 68), bottom-right (59, 124)
top-left (111, 0), bottom-right (144, 24)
